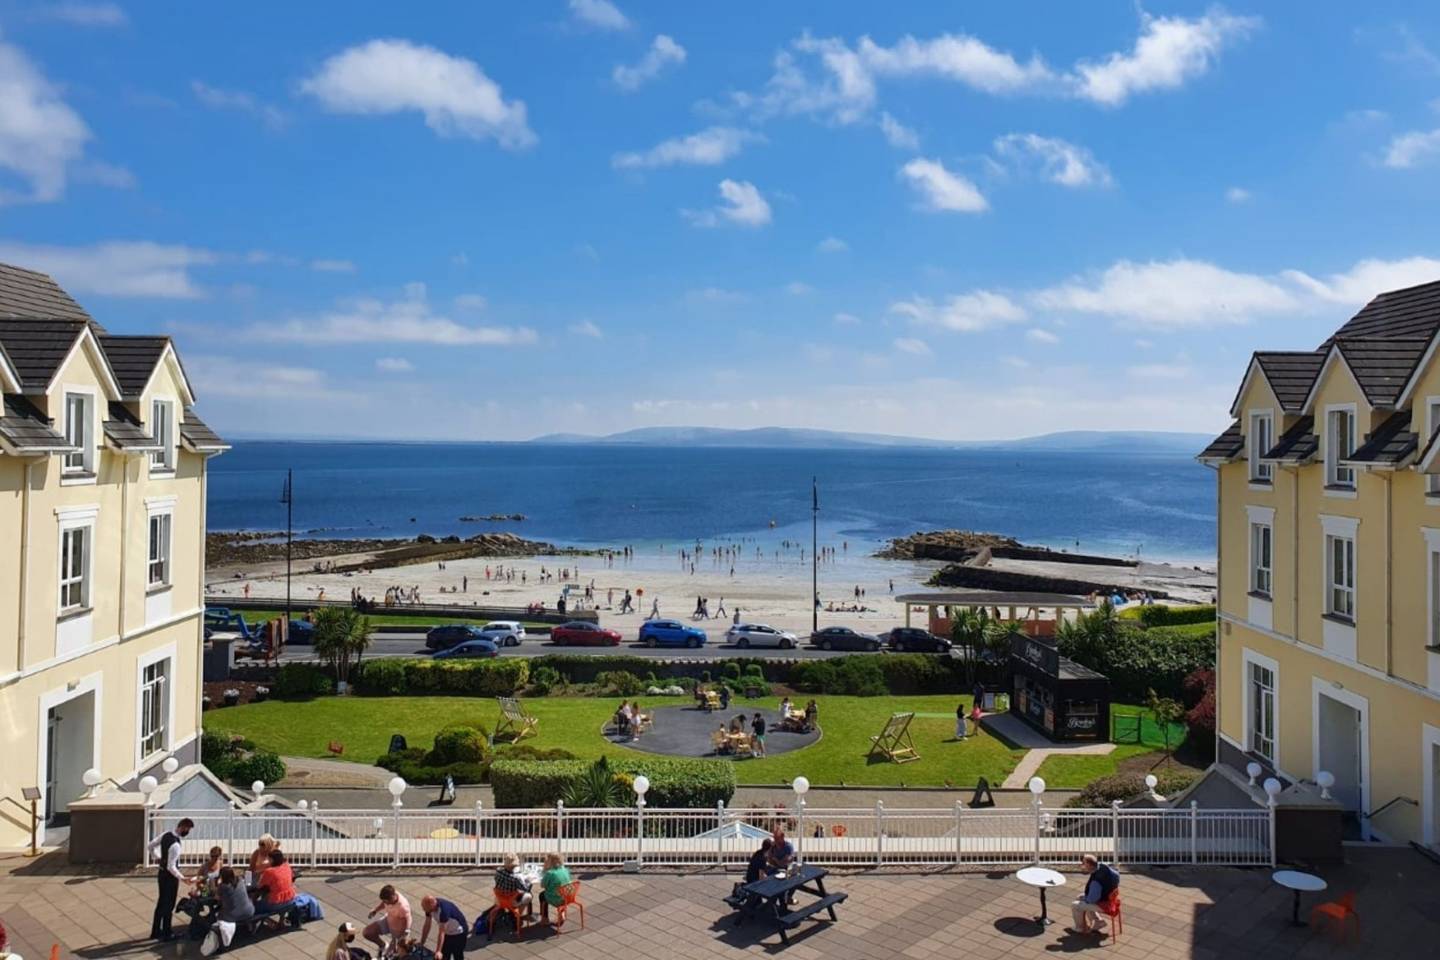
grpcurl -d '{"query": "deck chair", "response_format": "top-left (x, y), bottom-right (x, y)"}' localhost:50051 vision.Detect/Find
top-left (704, 690), bottom-right (721, 711)
top-left (867, 712), bottom-right (920, 763)
top-left (494, 697), bottom-right (539, 742)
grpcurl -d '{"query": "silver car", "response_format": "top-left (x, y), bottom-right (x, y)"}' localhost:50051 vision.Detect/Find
top-left (725, 622), bottom-right (798, 649)
top-left (477, 620), bottom-right (527, 646)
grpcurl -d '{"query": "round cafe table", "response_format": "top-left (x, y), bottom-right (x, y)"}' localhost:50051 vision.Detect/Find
top-left (1272, 870), bottom-right (1327, 926)
top-left (1016, 866), bottom-right (1067, 926)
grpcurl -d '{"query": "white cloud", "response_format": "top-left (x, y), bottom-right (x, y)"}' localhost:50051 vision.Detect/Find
top-left (612, 126), bottom-right (755, 169)
top-left (453, 293), bottom-right (488, 310)
top-left (784, 281), bottom-right (814, 296)
top-left (249, 283), bottom-right (538, 346)
top-left (300, 39), bottom-right (534, 149)
top-left (74, 160), bottom-right (136, 189)
top-left (191, 80), bottom-right (287, 130)
top-left (890, 290), bottom-right (1025, 332)
top-left (1072, 9), bottom-right (1259, 106)
top-left (682, 179), bottom-right (772, 227)
top-left (310, 258), bottom-right (356, 273)
top-left (0, 240), bottom-right (217, 298)
top-left (1225, 186), bottom-right (1252, 203)
top-left (375, 356), bottom-right (414, 373)
top-left (613, 35), bottom-right (686, 91)
top-left (858, 32), bottom-right (1056, 94)
top-left (38, 2), bottom-right (126, 26)
top-left (569, 319), bottom-right (603, 338)
top-left (898, 158), bottom-right (987, 213)
top-left (893, 337), bottom-right (932, 356)
top-left (1283, 257), bottom-right (1440, 305)
top-left (832, 311), bottom-right (861, 325)
top-left (992, 133), bottom-right (1112, 187)
top-left (0, 37), bottom-right (93, 204)
top-left (1035, 259), bottom-right (1300, 329)
top-left (570, 0), bottom-right (629, 31)
top-left (817, 235), bottom-right (849, 253)
top-left (1002, 355), bottom-right (1030, 369)
top-left (878, 111), bottom-right (919, 148)
top-left (1382, 127), bottom-right (1440, 168)
top-left (1026, 327), bottom-right (1060, 345)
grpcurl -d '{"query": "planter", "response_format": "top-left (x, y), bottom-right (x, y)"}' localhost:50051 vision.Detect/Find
top-left (223, 690), bottom-right (240, 707)
top-left (254, 687), bottom-right (270, 703)
top-left (202, 695), bottom-right (212, 711)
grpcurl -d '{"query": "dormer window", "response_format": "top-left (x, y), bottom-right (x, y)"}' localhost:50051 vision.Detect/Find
top-left (1326, 407), bottom-right (1356, 488)
top-left (1248, 412), bottom-right (1273, 483)
top-left (149, 399), bottom-right (175, 472)
top-left (62, 391), bottom-right (94, 475)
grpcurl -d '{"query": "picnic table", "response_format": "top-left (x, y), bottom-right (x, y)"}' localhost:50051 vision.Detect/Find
top-left (724, 863), bottom-right (847, 944)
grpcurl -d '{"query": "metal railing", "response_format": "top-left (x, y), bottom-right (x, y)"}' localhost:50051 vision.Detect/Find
top-left (146, 799), bottom-right (1273, 870)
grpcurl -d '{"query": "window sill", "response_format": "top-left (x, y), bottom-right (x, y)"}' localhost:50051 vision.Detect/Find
top-left (137, 746), bottom-right (170, 771)
top-left (147, 467), bottom-right (176, 479)
top-left (60, 472), bottom-right (97, 486)
top-left (1426, 493), bottom-right (1440, 506)
top-left (1321, 612), bottom-right (1355, 628)
top-left (1247, 590), bottom-right (1272, 602)
top-left (57, 605), bottom-right (93, 623)
top-left (1248, 480), bottom-right (1274, 492)
top-left (146, 583), bottom-right (172, 596)
top-left (1426, 644), bottom-right (1440, 654)
top-left (1322, 484), bottom-right (1357, 500)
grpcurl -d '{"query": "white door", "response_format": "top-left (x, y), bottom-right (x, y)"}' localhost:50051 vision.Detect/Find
top-left (44, 710), bottom-right (59, 822)
top-left (1317, 693), bottom-right (1363, 813)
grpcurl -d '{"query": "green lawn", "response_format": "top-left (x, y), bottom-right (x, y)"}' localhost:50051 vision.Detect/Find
top-left (205, 694), bottom-right (1024, 788)
top-left (1109, 703), bottom-right (1187, 749)
top-left (1032, 704), bottom-right (1191, 788)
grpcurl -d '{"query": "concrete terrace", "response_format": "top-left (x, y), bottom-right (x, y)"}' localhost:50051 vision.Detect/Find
top-left (1, 847), bottom-right (1434, 960)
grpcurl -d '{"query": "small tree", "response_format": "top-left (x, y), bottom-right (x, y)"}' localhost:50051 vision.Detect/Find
top-left (950, 608), bottom-right (992, 682)
top-left (311, 607), bottom-right (371, 687)
top-left (1146, 688), bottom-right (1186, 763)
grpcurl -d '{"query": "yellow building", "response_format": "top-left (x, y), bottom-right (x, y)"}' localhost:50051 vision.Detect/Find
top-left (1201, 280), bottom-right (1440, 848)
top-left (0, 263), bottom-right (226, 851)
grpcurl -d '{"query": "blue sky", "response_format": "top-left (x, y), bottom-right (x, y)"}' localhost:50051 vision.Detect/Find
top-left (4, 1), bottom-right (1440, 441)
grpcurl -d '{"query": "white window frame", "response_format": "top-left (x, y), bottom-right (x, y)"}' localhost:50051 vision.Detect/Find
top-left (149, 397), bottom-right (176, 473)
top-left (1320, 514), bottom-right (1359, 624)
top-left (135, 643), bottom-right (176, 768)
top-left (1324, 403), bottom-right (1358, 492)
top-left (1427, 529), bottom-right (1440, 653)
top-left (1248, 409), bottom-right (1274, 484)
top-left (1250, 520), bottom-right (1273, 597)
top-left (61, 387), bottom-right (98, 479)
top-left (1426, 396), bottom-right (1440, 499)
top-left (1243, 648), bottom-right (1279, 764)
top-left (56, 509), bottom-right (97, 615)
top-left (147, 506), bottom-right (173, 589)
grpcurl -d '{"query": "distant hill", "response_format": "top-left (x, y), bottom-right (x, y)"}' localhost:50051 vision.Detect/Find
top-left (528, 426), bottom-right (1212, 454)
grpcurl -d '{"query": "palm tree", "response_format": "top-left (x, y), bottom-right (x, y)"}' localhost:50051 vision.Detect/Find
top-left (950, 608), bottom-right (991, 682)
top-left (562, 757), bottom-right (628, 808)
top-left (311, 606), bottom-right (371, 687)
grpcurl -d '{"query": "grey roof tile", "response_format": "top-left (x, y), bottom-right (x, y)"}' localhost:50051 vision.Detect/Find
top-left (1333, 337), bottom-right (1430, 408)
top-left (1255, 351), bottom-right (1326, 412)
top-left (97, 335), bottom-right (169, 397)
top-left (1265, 415), bottom-right (1318, 463)
top-left (1198, 420), bottom-right (1243, 461)
top-left (1326, 279), bottom-right (1440, 343)
top-left (180, 409), bottom-right (227, 451)
top-left (103, 400), bottom-right (159, 450)
top-left (0, 262), bottom-right (97, 328)
top-left (0, 319), bottom-right (87, 390)
top-left (0, 392), bottom-right (73, 451)
top-left (1347, 410), bottom-right (1418, 465)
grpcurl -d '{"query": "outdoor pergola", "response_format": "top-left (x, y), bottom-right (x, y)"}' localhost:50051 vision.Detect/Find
top-left (893, 589), bottom-right (1093, 638)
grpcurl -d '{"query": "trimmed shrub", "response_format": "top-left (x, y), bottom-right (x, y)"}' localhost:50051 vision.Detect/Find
top-left (1067, 770), bottom-right (1199, 808)
top-left (1059, 622), bottom-right (1212, 702)
top-left (1182, 669), bottom-right (1216, 762)
top-left (232, 750), bottom-right (286, 786)
top-left (490, 756), bottom-right (736, 808)
top-left (354, 658), bottom-right (529, 697)
top-left (594, 670), bottom-right (644, 696)
top-left (427, 723), bottom-right (491, 765)
top-left (529, 665), bottom-right (562, 695)
top-left (791, 656), bottom-right (888, 696)
top-left (200, 730), bottom-right (244, 781)
top-left (274, 662), bottom-right (334, 698)
top-left (1135, 604), bottom-right (1216, 628)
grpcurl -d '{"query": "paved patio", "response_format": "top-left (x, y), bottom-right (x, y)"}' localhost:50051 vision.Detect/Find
top-left (1, 847), bottom-right (1433, 960)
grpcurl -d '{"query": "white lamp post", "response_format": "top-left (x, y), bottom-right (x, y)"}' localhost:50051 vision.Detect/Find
top-left (792, 777), bottom-right (810, 859)
top-left (1245, 762), bottom-right (1262, 786)
top-left (1144, 774), bottom-right (1159, 799)
top-left (297, 800), bottom-right (308, 811)
top-left (633, 775), bottom-right (650, 869)
top-left (251, 780), bottom-right (265, 798)
top-left (138, 775), bottom-right (158, 805)
top-left (82, 768), bottom-right (102, 798)
top-left (632, 774), bottom-right (650, 808)
top-left (1028, 776), bottom-right (1046, 864)
top-left (388, 776), bottom-right (407, 809)
top-left (1315, 771), bottom-right (1335, 801)
top-left (1263, 777), bottom-right (1282, 807)
top-left (161, 757), bottom-right (179, 782)
top-left (1028, 776), bottom-right (1046, 803)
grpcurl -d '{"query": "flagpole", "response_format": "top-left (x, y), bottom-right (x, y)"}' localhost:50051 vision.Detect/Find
top-left (811, 476), bottom-right (818, 634)
top-left (283, 468), bottom-right (293, 627)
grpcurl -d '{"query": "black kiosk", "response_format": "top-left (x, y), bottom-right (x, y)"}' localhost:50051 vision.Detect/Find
top-left (1009, 634), bottom-right (1111, 742)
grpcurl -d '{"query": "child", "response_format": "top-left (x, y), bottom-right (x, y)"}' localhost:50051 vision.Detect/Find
top-left (970, 701), bottom-right (984, 737)
top-left (956, 702), bottom-right (968, 740)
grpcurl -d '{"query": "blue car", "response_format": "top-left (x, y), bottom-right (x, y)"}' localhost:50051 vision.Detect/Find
top-left (638, 619), bottom-right (707, 648)
top-left (432, 638), bottom-right (500, 659)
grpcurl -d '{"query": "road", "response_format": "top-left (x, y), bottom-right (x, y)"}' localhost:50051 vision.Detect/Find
top-left (278, 633), bottom-right (884, 663)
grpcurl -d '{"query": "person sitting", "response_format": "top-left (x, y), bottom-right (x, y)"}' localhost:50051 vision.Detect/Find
top-left (215, 867), bottom-right (254, 925)
top-left (714, 725), bottom-right (732, 755)
top-left (744, 838), bottom-right (773, 885)
top-left (778, 697), bottom-right (793, 719)
top-left (614, 701), bottom-right (631, 737)
top-left (326, 921), bottom-right (362, 960)
top-left (363, 884), bottom-right (412, 953)
top-left (766, 828), bottom-right (795, 875)
top-left (493, 852), bottom-right (532, 912)
top-left (1070, 854), bottom-right (1120, 935)
top-left (538, 852), bottom-right (572, 926)
top-left (694, 685), bottom-right (707, 709)
top-left (419, 894), bottom-right (468, 960)
top-left (253, 849), bottom-right (297, 922)
top-left (192, 845), bottom-right (225, 893)
top-left (246, 834), bottom-right (277, 886)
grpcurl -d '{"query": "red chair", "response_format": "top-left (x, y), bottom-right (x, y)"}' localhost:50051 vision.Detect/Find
top-left (1310, 892), bottom-right (1359, 941)
top-left (1098, 890), bottom-right (1123, 942)
top-left (488, 889), bottom-right (528, 941)
top-left (554, 881), bottom-right (585, 931)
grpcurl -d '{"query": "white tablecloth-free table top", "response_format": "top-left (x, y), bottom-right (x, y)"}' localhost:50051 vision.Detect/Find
top-left (1016, 867), bottom-right (1067, 889)
top-left (1272, 870), bottom-right (1327, 893)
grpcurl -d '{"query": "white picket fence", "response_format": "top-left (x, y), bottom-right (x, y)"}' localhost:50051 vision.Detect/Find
top-left (146, 800), bottom-right (1273, 870)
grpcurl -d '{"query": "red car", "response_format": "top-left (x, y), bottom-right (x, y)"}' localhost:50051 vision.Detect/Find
top-left (550, 620), bottom-right (623, 646)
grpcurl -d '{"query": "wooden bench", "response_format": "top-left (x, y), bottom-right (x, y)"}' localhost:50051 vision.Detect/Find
top-left (779, 892), bottom-right (847, 931)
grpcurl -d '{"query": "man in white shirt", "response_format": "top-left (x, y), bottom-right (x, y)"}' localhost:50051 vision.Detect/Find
top-left (149, 817), bottom-right (194, 940)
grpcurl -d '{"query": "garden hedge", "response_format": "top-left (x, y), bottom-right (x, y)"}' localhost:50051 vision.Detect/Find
top-left (1120, 604), bottom-right (1216, 628)
top-left (490, 755), bottom-right (736, 808)
top-left (354, 657), bottom-right (529, 696)
top-left (273, 662), bottom-right (334, 698)
top-left (1059, 623), bottom-right (1213, 702)
top-left (1066, 769), bottom-right (1199, 808)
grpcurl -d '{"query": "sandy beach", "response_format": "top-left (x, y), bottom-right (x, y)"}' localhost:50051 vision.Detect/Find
top-left (206, 539), bottom-right (1216, 635)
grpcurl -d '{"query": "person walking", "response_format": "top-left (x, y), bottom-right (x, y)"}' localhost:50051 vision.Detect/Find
top-left (955, 701), bottom-right (967, 740)
top-left (715, 597), bottom-right (727, 619)
top-left (149, 817), bottom-right (194, 940)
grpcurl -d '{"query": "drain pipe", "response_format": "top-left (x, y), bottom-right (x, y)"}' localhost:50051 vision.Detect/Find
top-left (16, 458), bottom-right (36, 673)
top-left (1207, 462), bottom-right (1222, 764)
top-left (1384, 471), bottom-right (1393, 677)
top-left (1290, 465), bottom-right (1300, 640)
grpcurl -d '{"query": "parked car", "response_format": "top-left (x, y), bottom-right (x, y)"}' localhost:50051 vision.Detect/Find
top-left (285, 618), bottom-right (315, 644)
top-left (431, 638), bottom-right (500, 660)
top-left (725, 623), bottom-right (798, 649)
top-left (885, 627), bottom-right (952, 653)
top-left (637, 619), bottom-right (707, 648)
top-left (478, 620), bottom-right (527, 646)
top-left (808, 626), bottom-right (882, 651)
top-left (424, 624), bottom-right (489, 651)
top-left (550, 620), bottom-right (623, 646)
